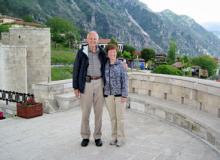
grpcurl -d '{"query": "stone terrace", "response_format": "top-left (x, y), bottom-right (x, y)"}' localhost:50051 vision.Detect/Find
top-left (0, 107), bottom-right (220, 160)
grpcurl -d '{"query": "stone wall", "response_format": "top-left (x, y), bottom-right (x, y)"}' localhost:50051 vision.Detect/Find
top-left (129, 72), bottom-right (220, 118)
top-left (0, 44), bottom-right (27, 92)
top-left (0, 27), bottom-right (51, 93)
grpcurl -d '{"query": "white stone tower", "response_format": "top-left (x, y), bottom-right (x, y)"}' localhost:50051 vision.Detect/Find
top-left (0, 27), bottom-right (51, 93)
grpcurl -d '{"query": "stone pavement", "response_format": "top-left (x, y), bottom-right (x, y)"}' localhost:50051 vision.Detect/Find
top-left (0, 107), bottom-right (220, 160)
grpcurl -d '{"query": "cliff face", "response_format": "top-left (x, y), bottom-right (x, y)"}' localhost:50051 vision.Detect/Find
top-left (1, 0), bottom-right (220, 56)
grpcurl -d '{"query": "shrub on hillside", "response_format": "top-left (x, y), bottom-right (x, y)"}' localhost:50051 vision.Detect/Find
top-left (153, 65), bottom-right (183, 76)
top-left (192, 55), bottom-right (218, 77)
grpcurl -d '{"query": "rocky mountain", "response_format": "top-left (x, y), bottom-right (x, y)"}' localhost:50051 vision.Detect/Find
top-left (202, 22), bottom-right (220, 39)
top-left (212, 31), bottom-right (220, 39)
top-left (1, 0), bottom-right (220, 56)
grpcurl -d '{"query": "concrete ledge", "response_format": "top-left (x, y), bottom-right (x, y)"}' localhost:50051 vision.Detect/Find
top-left (55, 92), bottom-right (79, 111)
top-left (128, 72), bottom-right (220, 118)
top-left (128, 93), bottom-right (220, 153)
top-left (32, 79), bottom-right (73, 113)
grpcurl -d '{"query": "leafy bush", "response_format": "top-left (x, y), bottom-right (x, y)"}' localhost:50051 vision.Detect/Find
top-left (0, 24), bottom-right (11, 34)
top-left (140, 48), bottom-right (155, 62)
top-left (123, 44), bottom-right (136, 59)
top-left (46, 17), bottom-right (80, 47)
top-left (123, 51), bottom-right (132, 59)
top-left (153, 65), bottom-right (183, 76)
top-left (192, 55), bottom-right (217, 76)
top-left (167, 40), bottom-right (177, 64)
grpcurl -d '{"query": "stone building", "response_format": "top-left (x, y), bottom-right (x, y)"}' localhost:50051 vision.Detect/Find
top-left (0, 27), bottom-right (51, 93)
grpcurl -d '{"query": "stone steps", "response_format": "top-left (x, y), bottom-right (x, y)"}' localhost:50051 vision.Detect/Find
top-left (128, 93), bottom-right (220, 153)
top-left (55, 92), bottom-right (79, 111)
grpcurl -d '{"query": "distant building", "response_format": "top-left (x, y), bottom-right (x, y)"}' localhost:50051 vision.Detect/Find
top-left (0, 15), bottom-right (43, 28)
top-left (155, 53), bottom-right (167, 65)
top-left (0, 15), bottom-right (23, 24)
top-left (80, 38), bottom-right (124, 52)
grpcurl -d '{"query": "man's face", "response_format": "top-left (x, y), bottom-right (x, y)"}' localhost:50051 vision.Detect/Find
top-left (86, 32), bottom-right (98, 48)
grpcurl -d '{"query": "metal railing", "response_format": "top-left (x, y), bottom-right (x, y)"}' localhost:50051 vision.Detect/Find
top-left (0, 90), bottom-right (34, 105)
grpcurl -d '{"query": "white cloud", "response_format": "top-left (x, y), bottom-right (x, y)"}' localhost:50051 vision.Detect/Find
top-left (139, 0), bottom-right (220, 24)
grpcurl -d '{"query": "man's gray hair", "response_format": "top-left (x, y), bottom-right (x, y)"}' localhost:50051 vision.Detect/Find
top-left (87, 31), bottom-right (99, 39)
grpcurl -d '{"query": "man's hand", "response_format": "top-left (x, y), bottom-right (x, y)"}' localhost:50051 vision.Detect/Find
top-left (121, 97), bottom-right (127, 103)
top-left (74, 89), bottom-right (80, 98)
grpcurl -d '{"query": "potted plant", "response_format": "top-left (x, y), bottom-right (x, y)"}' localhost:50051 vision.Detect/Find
top-left (0, 111), bottom-right (5, 120)
top-left (16, 97), bottom-right (43, 119)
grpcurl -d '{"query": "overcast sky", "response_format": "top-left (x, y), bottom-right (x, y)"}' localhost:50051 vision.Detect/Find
top-left (139, 0), bottom-right (220, 24)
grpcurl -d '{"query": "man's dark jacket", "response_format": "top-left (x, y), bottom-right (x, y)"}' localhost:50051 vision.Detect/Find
top-left (72, 44), bottom-right (107, 93)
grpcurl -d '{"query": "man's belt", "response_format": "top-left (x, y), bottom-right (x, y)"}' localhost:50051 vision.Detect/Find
top-left (86, 76), bottom-right (101, 82)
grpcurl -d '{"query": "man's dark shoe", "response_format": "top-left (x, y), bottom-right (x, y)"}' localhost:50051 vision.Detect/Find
top-left (81, 139), bottom-right (89, 147)
top-left (95, 139), bottom-right (103, 147)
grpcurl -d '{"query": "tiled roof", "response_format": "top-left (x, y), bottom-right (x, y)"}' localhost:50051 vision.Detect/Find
top-left (98, 39), bottom-right (111, 44)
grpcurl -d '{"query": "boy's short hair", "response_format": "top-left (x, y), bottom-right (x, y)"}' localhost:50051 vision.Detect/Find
top-left (106, 44), bottom-right (118, 52)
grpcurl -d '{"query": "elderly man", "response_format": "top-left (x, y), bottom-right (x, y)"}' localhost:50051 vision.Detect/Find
top-left (73, 31), bottom-right (107, 147)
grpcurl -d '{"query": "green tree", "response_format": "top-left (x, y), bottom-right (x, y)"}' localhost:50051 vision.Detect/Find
top-left (123, 51), bottom-right (132, 59)
top-left (153, 65), bottom-right (183, 76)
top-left (23, 15), bottom-right (34, 22)
top-left (108, 38), bottom-right (118, 46)
top-left (140, 48), bottom-right (156, 62)
top-left (192, 55), bottom-right (218, 76)
top-left (65, 32), bottom-right (76, 48)
top-left (0, 24), bottom-right (11, 34)
top-left (117, 51), bottom-right (123, 58)
top-left (123, 44), bottom-right (136, 59)
top-left (123, 44), bottom-right (135, 54)
top-left (167, 40), bottom-right (177, 64)
top-left (46, 17), bottom-right (80, 47)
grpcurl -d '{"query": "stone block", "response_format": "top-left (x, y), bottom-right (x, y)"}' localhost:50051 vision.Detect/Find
top-left (147, 105), bottom-right (156, 115)
top-left (43, 99), bottom-right (58, 114)
top-left (191, 123), bottom-right (206, 139)
top-left (155, 108), bottom-right (166, 119)
top-left (55, 93), bottom-right (79, 111)
top-left (165, 112), bottom-right (174, 122)
top-left (130, 101), bottom-right (145, 113)
top-left (206, 132), bottom-right (216, 145)
top-left (216, 139), bottom-right (220, 151)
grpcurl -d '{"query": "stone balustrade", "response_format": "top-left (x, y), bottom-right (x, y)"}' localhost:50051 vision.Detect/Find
top-left (128, 72), bottom-right (220, 118)
top-left (128, 72), bottom-right (220, 152)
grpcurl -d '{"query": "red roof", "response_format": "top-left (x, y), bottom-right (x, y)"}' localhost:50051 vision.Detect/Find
top-left (98, 39), bottom-right (110, 44)
top-left (134, 51), bottom-right (141, 55)
top-left (172, 62), bottom-right (184, 68)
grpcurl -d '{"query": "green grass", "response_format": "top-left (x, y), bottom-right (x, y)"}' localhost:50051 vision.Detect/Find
top-left (51, 47), bottom-right (76, 65)
top-left (51, 46), bottom-right (76, 80)
top-left (51, 66), bottom-right (73, 81)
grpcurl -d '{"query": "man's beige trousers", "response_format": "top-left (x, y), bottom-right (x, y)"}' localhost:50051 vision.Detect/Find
top-left (105, 96), bottom-right (125, 140)
top-left (80, 79), bottom-right (104, 139)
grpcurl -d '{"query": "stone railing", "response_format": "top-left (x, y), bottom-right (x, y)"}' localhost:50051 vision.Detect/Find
top-left (128, 72), bottom-right (220, 118)
top-left (128, 72), bottom-right (220, 152)
top-left (32, 79), bottom-right (77, 113)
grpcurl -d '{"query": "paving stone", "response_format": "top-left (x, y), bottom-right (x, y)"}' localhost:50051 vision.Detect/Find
top-left (0, 107), bottom-right (219, 160)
